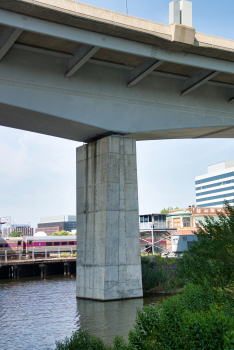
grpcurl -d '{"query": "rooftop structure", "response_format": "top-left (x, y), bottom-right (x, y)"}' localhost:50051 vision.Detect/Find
top-left (169, 0), bottom-right (192, 27)
top-left (40, 215), bottom-right (76, 224)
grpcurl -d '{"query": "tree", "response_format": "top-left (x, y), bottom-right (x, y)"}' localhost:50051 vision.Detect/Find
top-left (11, 231), bottom-right (23, 237)
top-left (51, 230), bottom-right (74, 236)
top-left (179, 200), bottom-right (234, 291)
top-left (160, 207), bottom-right (179, 213)
top-left (160, 207), bottom-right (170, 213)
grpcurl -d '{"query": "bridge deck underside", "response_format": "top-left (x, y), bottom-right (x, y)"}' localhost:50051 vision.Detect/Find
top-left (1, 46), bottom-right (234, 142)
top-left (0, 4), bottom-right (234, 141)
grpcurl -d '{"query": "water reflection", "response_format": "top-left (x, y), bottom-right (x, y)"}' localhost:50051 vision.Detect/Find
top-left (77, 298), bottom-right (143, 345)
top-left (0, 275), bottom-right (169, 350)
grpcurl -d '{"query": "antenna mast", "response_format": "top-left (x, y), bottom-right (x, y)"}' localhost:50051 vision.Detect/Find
top-left (125, 0), bottom-right (128, 15)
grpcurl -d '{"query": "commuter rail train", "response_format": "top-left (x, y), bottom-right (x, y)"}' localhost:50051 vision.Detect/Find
top-left (0, 236), bottom-right (76, 259)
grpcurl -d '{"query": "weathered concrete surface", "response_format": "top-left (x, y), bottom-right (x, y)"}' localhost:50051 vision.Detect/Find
top-left (76, 135), bottom-right (143, 300)
top-left (171, 23), bottom-right (195, 45)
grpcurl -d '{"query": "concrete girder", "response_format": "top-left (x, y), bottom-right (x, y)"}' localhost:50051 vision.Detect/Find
top-left (2, 9), bottom-right (234, 76)
top-left (0, 27), bottom-right (23, 61)
top-left (65, 45), bottom-right (100, 78)
top-left (13, 43), bottom-right (73, 59)
top-left (192, 126), bottom-right (234, 139)
top-left (127, 59), bottom-right (163, 88)
top-left (181, 70), bottom-right (220, 97)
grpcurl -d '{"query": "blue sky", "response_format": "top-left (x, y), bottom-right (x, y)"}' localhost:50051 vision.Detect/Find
top-left (1, 0), bottom-right (234, 228)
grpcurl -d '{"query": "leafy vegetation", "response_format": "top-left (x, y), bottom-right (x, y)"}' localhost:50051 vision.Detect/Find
top-left (141, 255), bottom-right (180, 293)
top-left (128, 283), bottom-right (234, 350)
top-left (54, 329), bottom-right (128, 350)
top-left (179, 200), bottom-right (234, 291)
top-left (52, 230), bottom-right (74, 236)
top-left (11, 231), bottom-right (23, 237)
top-left (160, 207), bottom-right (179, 213)
top-left (141, 254), bottom-right (178, 265)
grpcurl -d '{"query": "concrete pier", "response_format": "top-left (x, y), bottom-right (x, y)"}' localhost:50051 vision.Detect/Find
top-left (76, 136), bottom-right (143, 300)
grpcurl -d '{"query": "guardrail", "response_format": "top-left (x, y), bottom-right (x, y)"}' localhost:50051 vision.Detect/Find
top-left (0, 248), bottom-right (76, 262)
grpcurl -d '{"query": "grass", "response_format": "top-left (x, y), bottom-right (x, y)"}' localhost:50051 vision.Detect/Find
top-left (52, 253), bottom-right (76, 258)
top-left (141, 255), bottom-right (184, 293)
top-left (141, 254), bottom-right (179, 265)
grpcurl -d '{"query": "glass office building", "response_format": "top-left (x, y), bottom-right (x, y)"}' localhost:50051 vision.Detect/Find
top-left (38, 215), bottom-right (76, 232)
top-left (195, 161), bottom-right (234, 208)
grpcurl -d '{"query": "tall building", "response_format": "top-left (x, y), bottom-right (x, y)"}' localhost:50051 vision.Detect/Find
top-left (2, 224), bottom-right (34, 236)
top-left (15, 226), bottom-right (34, 236)
top-left (37, 215), bottom-right (76, 232)
top-left (195, 161), bottom-right (234, 208)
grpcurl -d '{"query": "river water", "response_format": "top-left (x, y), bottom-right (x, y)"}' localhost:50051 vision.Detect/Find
top-left (0, 275), bottom-right (168, 350)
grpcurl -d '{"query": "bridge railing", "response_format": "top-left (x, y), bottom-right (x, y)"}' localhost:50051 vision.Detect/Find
top-left (0, 248), bottom-right (76, 262)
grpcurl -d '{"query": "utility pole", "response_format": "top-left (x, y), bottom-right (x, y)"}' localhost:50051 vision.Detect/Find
top-left (151, 220), bottom-right (154, 255)
top-left (125, 0), bottom-right (128, 15)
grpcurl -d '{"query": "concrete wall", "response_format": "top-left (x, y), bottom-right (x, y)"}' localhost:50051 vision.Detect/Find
top-left (76, 135), bottom-right (143, 300)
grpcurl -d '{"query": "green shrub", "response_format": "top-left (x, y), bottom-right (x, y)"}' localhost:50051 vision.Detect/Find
top-left (178, 200), bottom-right (234, 291)
top-left (128, 283), bottom-right (234, 350)
top-left (54, 329), bottom-right (111, 350)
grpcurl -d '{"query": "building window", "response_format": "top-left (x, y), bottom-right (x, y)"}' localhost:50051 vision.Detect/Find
top-left (173, 218), bottom-right (181, 228)
top-left (46, 242), bottom-right (52, 246)
top-left (196, 192), bottom-right (234, 203)
top-left (167, 218), bottom-right (172, 228)
top-left (183, 217), bottom-right (191, 227)
top-left (149, 215), bottom-right (152, 222)
top-left (173, 238), bottom-right (178, 244)
top-left (140, 216), bottom-right (143, 223)
top-left (154, 216), bottom-right (158, 222)
top-left (195, 171), bottom-right (234, 185)
top-left (183, 236), bottom-right (187, 241)
top-left (144, 216), bottom-right (148, 223)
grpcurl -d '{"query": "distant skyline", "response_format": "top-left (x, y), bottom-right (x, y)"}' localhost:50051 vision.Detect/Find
top-left (1, 0), bottom-right (234, 228)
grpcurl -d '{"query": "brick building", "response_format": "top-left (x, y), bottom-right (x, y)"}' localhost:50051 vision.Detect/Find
top-left (35, 226), bottom-right (61, 236)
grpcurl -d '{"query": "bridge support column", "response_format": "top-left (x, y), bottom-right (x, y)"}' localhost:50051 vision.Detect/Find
top-left (76, 135), bottom-right (143, 300)
top-left (64, 263), bottom-right (71, 276)
top-left (39, 264), bottom-right (46, 277)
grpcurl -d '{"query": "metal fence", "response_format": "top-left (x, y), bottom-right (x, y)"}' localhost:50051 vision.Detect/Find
top-left (0, 248), bottom-right (76, 262)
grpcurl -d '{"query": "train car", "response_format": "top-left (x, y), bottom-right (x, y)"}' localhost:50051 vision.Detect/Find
top-left (0, 235), bottom-right (77, 259)
top-left (24, 236), bottom-right (77, 255)
top-left (0, 237), bottom-right (25, 259)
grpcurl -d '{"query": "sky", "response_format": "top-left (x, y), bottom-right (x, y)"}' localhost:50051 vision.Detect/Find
top-left (1, 0), bottom-right (234, 228)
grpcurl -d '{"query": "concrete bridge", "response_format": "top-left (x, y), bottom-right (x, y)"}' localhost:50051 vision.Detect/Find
top-left (0, 0), bottom-right (234, 300)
